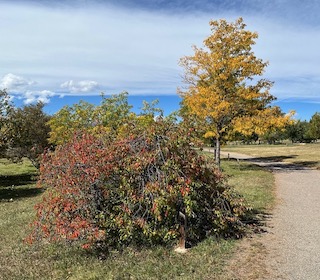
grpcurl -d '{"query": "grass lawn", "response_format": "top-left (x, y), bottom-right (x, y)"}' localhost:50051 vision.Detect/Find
top-left (0, 158), bottom-right (274, 280)
top-left (222, 142), bottom-right (320, 169)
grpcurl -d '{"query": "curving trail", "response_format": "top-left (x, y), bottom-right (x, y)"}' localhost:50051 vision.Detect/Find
top-left (215, 150), bottom-right (320, 279)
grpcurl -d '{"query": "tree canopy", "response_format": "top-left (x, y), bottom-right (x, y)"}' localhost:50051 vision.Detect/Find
top-left (5, 102), bottom-right (51, 168)
top-left (179, 18), bottom-right (291, 166)
top-left (48, 92), bottom-right (166, 146)
top-left (308, 112), bottom-right (320, 140)
top-left (0, 90), bottom-right (51, 167)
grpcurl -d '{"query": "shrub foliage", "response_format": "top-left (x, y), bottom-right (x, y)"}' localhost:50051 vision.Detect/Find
top-left (27, 120), bottom-right (248, 250)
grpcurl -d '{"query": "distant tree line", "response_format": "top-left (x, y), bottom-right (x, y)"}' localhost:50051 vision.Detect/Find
top-left (226, 113), bottom-right (320, 145)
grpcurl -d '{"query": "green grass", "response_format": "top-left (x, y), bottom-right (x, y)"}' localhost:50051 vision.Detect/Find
top-left (222, 142), bottom-right (320, 169)
top-left (0, 158), bottom-right (274, 280)
top-left (0, 159), bottom-right (41, 202)
top-left (0, 158), bottom-right (37, 175)
top-left (221, 159), bottom-right (275, 212)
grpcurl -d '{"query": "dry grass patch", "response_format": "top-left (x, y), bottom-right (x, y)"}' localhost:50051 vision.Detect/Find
top-left (222, 142), bottom-right (320, 169)
top-left (226, 236), bottom-right (270, 280)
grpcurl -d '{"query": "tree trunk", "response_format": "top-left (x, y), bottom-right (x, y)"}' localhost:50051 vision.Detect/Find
top-left (215, 136), bottom-right (221, 168)
top-left (212, 138), bottom-right (217, 161)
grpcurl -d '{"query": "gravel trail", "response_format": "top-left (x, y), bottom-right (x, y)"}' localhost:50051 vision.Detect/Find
top-left (267, 169), bottom-right (320, 279)
top-left (217, 150), bottom-right (320, 279)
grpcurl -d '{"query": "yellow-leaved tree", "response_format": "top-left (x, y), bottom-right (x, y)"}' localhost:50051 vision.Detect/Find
top-left (179, 18), bottom-right (292, 166)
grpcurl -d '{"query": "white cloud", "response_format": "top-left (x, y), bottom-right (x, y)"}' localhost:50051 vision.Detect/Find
top-left (0, 73), bottom-right (35, 92)
top-left (0, 73), bottom-right (56, 104)
top-left (23, 90), bottom-right (55, 104)
top-left (60, 80), bottom-right (99, 93)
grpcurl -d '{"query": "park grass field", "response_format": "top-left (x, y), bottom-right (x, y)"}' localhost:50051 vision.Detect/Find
top-left (222, 142), bottom-right (320, 169)
top-left (0, 157), bottom-right (274, 279)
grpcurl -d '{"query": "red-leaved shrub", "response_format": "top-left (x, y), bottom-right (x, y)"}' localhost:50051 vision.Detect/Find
top-left (26, 121), bottom-right (248, 250)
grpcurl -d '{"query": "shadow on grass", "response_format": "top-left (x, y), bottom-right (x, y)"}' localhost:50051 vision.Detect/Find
top-left (0, 174), bottom-right (43, 201)
top-left (247, 155), bottom-right (297, 162)
top-left (242, 209), bottom-right (272, 235)
top-left (226, 157), bottom-right (319, 170)
top-left (293, 161), bottom-right (319, 168)
top-left (238, 163), bottom-right (263, 171)
top-left (221, 159), bottom-right (262, 171)
top-left (0, 187), bottom-right (43, 201)
top-left (0, 174), bottom-right (37, 187)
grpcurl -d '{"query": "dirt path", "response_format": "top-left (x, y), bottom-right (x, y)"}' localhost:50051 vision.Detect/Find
top-left (218, 150), bottom-right (320, 279)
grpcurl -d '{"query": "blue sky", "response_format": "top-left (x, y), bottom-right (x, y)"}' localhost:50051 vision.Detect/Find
top-left (1, 0), bottom-right (320, 120)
